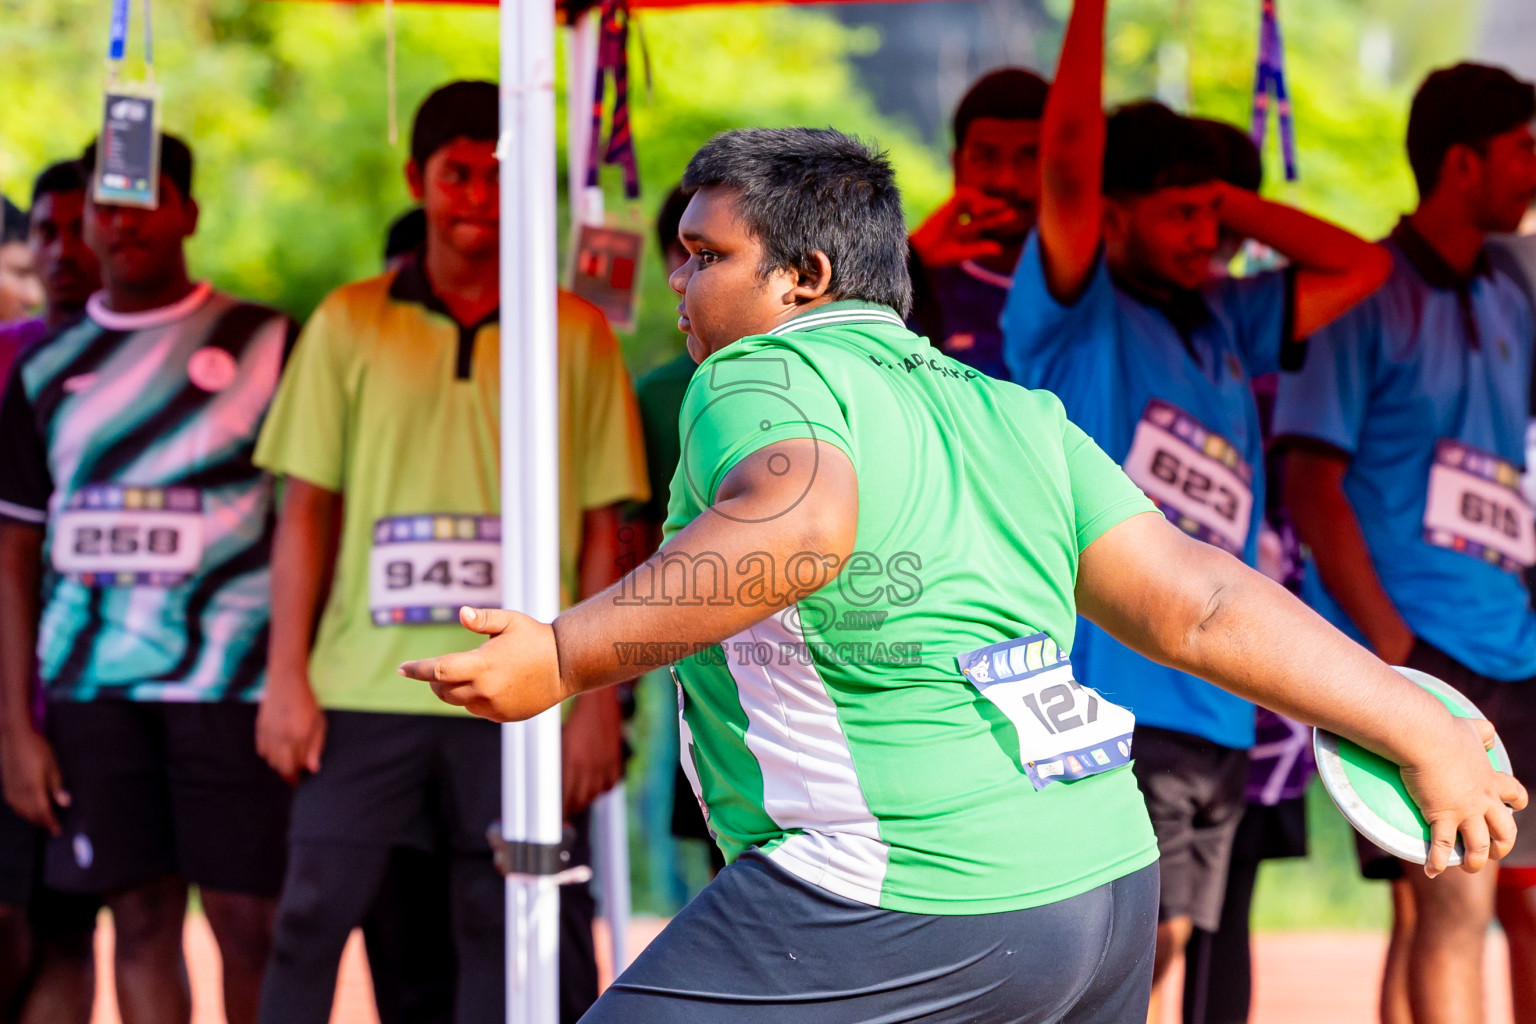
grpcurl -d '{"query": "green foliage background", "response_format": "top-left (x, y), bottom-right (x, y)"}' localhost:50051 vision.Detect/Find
top-left (0, 0), bottom-right (1486, 927)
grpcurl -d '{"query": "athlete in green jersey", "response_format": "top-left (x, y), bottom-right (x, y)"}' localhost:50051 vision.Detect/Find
top-left (402, 128), bottom-right (1523, 1023)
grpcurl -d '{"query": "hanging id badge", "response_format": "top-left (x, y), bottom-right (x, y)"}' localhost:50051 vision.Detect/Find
top-left (957, 633), bottom-right (1136, 790)
top-left (94, 0), bottom-right (161, 210)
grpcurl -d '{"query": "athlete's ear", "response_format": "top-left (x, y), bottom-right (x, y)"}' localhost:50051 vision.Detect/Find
top-left (788, 250), bottom-right (834, 305)
top-left (182, 197), bottom-right (200, 238)
top-left (406, 159), bottom-right (426, 202)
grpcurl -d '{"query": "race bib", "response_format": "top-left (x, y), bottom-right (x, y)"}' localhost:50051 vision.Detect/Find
top-left (1122, 399), bottom-right (1254, 557)
top-left (369, 514), bottom-right (502, 625)
top-left (957, 633), bottom-right (1136, 790)
top-left (51, 485), bottom-right (204, 586)
top-left (1423, 440), bottom-right (1536, 572)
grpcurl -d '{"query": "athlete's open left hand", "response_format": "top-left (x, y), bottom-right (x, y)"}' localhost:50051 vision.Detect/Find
top-left (1401, 716), bottom-right (1528, 878)
top-left (399, 607), bottom-right (566, 722)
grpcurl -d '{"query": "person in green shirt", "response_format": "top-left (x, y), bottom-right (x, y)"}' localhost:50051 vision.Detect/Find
top-left (252, 82), bottom-right (648, 1024)
top-left (402, 127), bottom-right (1523, 1024)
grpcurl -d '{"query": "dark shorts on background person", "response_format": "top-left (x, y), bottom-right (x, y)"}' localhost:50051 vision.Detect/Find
top-left (583, 852), bottom-right (1158, 1024)
top-left (0, 799), bottom-right (38, 908)
top-left (277, 709), bottom-right (597, 1024)
top-left (0, 798), bottom-right (101, 936)
top-left (1130, 725), bottom-right (1248, 932)
top-left (1356, 638), bottom-right (1536, 880)
top-left (288, 710), bottom-right (500, 851)
top-left (43, 700), bottom-right (291, 896)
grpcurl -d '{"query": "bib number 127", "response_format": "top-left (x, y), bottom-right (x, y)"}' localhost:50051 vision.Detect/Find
top-left (957, 633), bottom-right (1136, 790)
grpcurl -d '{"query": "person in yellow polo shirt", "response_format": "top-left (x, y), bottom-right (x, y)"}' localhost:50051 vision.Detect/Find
top-left (250, 81), bottom-right (648, 1024)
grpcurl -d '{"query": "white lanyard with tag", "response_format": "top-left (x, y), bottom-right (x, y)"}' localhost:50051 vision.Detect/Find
top-left (369, 513), bottom-right (502, 626)
top-left (1423, 439), bottom-right (1536, 572)
top-left (51, 485), bottom-right (204, 587)
top-left (1121, 398), bottom-right (1254, 557)
top-left (956, 633), bottom-right (1136, 790)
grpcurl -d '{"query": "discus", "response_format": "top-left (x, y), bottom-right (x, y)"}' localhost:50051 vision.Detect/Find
top-left (1314, 667), bottom-right (1512, 867)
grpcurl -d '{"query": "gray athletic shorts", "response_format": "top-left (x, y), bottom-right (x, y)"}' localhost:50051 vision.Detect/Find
top-left (581, 851), bottom-right (1159, 1024)
top-left (1129, 725), bottom-right (1248, 933)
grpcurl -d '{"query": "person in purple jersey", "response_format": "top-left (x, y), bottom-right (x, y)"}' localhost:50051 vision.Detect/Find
top-left (0, 158), bottom-right (101, 1024)
top-left (0, 200), bottom-right (42, 329)
top-left (907, 68), bottom-right (1048, 380)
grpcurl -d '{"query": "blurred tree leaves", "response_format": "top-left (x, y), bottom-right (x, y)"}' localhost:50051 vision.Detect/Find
top-left (0, 0), bottom-right (948, 370)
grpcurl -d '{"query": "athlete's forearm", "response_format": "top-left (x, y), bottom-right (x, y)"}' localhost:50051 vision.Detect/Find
top-left (268, 479), bottom-right (342, 682)
top-left (0, 525), bottom-right (42, 738)
top-left (1284, 450), bottom-right (1412, 661)
top-left (552, 440), bottom-right (859, 695)
top-left (1076, 513), bottom-right (1452, 770)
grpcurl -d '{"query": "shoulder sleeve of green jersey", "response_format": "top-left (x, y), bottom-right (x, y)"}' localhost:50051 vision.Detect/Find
top-left (1050, 394), bottom-right (1159, 551)
top-left (676, 338), bottom-right (855, 509)
top-left (253, 282), bottom-right (368, 491)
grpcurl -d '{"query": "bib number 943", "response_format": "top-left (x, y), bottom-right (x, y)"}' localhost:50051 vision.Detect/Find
top-left (369, 514), bottom-right (502, 625)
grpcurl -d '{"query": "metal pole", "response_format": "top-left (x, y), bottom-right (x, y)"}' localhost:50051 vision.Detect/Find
top-left (500, 0), bottom-right (562, 1018)
top-left (563, 6), bottom-right (632, 979)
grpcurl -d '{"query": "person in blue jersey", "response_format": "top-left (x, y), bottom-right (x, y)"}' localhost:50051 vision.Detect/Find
top-left (0, 134), bottom-right (293, 1024)
top-left (1277, 64), bottom-right (1536, 1024)
top-left (999, 0), bottom-right (1392, 1016)
top-left (907, 68), bottom-right (1047, 379)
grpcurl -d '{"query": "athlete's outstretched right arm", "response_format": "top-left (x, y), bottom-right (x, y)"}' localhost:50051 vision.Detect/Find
top-left (1075, 511), bottom-right (1526, 879)
top-left (256, 478), bottom-right (341, 784)
top-left (0, 524), bottom-right (65, 835)
top-left (1036, 0), bottom-right (1107, 302)
top-left (399, 438), bottom-right (860, 720)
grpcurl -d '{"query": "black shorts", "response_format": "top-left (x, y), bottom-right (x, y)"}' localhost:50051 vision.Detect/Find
top-left (1130, 725), bottom-right (1248, 933)
top-left (0, 781), bottom-right (101, 931)
top-left (44, 700), bottom-right (291, 897)
top-left (584, 853), bottom-right (1159, 1024)
top-left (0, 798), bottom-right (38, 909)
top-left (1356, 639), bottom-right (1536, 880)
top-left (288, 710), bottom-right (500, 852)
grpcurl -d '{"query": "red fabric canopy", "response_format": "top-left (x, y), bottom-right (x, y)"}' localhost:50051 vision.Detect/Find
top-left (290, 0), bottom-right (937, 10)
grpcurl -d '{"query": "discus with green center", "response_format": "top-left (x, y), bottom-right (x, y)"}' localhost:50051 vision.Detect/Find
top-left (1315, 667), bottom-right (1511, 867)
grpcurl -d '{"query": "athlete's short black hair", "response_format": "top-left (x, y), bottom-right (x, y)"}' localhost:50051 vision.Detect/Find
top-left (80, 132), bottom-right (195, 202)
top-left (681, 128), bottom-right (912, 316)
top-left (31, 160), bottom-right (89, 207)
top-left (384, 207), bottom-right (426, 264)
top-left (656, 184), bottom-right (690, 262)
top-left (1, 198), bottom-right (26, 246)
top-left (1408, 63), bottom-right (1536, 197)
top-left (952, 68), bottom-right (1049, 149)
top-left (412, 80), bottom-right (499, 170)
top-left (1193, 118), bottom-right (1263, 193)
top-left (1103, 102), bottom-right (1221, 199)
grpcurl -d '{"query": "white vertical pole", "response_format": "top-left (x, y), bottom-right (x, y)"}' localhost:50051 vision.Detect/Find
top-left (564, 4), bottom-right (630, 980)
top-left (500, 0), bottom-right (562, 1018)
top-left (565, 10), bottom-right (607, 230)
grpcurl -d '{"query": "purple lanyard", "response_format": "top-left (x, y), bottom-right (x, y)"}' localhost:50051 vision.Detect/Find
top-left (1250, 0), bottom-right (1297, 182)
top-left (586, 0), bottom-right (641, 201)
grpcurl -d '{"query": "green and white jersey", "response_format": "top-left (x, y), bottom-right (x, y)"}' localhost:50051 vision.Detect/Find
top-left (662, 300), bottom-right (1160, 915)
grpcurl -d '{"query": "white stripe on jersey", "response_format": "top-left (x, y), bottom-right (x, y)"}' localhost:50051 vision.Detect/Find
top-left (724, 611), bottom-right (889, 905)
top-left (0, 498), bottom-right (46, 523)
